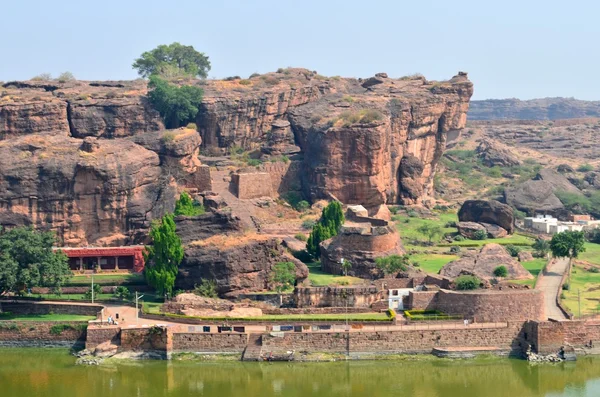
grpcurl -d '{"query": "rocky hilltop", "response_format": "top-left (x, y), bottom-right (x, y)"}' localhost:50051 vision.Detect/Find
top-left (469, 98), bottom-right (600, 120)
top-left (0, 69), bottom-right (472, 245)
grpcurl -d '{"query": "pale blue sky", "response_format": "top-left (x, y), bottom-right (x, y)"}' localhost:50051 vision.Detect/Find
top-left (1, 0), bottom-right (598, 100)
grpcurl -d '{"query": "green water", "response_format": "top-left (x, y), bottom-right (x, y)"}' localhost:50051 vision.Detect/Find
top-left (2, 350), bottom-right (600, 397)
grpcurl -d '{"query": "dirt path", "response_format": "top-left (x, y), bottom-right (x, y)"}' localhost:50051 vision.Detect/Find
top-left (536, 258), bottom-right (570, 320)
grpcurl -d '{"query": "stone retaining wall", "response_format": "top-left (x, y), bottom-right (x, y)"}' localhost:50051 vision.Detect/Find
top-left (261, 322), bottom-right (527, 354)
top-left (526, 320), bottom-right (600, 354)
top-left (172, 333), bottom-right (247, 352)
top-left (0, 321), bottom-right (87, 348)
top-left (0, 302), bottom-right (103, 317)
top-left (294, 286), bottom-right (383, 308)
top-left (231, 172), bottom-right (274, 199)
top-left (85, 327), bottom-right (120, 350)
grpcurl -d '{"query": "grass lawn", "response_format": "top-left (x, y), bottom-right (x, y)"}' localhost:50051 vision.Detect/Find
top-left (579, 243), bottom-right (600, 266)
top-left (562, 263), bottom-right (600, 316)
top-left (520, 258), bottom-right (547, 277)
top-left (411, 254), bottom-right (458, 274)
top-left (66, 273), bottom-right (145, 286)
top-left (307, 262), bottom-right (364, 287)
top-left (0, 313), bottom-right (95, 322)
top-left (30, 292), bottom-right (163, 304)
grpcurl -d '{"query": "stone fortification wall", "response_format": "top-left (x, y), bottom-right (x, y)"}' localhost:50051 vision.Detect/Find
top-left (0, 302), bottom-right (103, 317)
top-left (408, 289), bottom-right (545, 322)
top-left (0, 321), bottom-right (87, 347)
top-left (172, 333), bottom-right (247, 353)
top-left (294, 286), bottom-right (383, 308)
top-left (261, 322), bottom-right (527, 354)
top-left (528, 320), bottom-right (600, 354)
top-left (231, 172), bottom-right (274, 199)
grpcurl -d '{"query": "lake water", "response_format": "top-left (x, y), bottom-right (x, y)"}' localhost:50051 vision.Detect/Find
top-left (2, 349), bottom-right (600, 397)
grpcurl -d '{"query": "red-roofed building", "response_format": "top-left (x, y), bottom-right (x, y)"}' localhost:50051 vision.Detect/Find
top-left (54, 246), bottom-right (146, 273)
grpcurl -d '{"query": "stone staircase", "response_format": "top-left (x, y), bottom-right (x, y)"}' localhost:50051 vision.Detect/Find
top-left (241, 333), bottom-right (263, 361)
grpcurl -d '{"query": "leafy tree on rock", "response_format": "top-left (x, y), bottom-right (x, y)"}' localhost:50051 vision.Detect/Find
top-left (307, 201), bottom-right (345, 257)
top-left (133, 42), bottom-right (211, 79)
top-left (174, 192), bottom-right (205, 216)
top-left (147, 76), bottom-right (204, 128)
top-left (144, 214), bottom-right (184, 297)
top-left (271, 262), bottom-right (296, 306)
top-left (341, 259), bottom-right (352, 276)
top-left (550, 230), bottom-right (586, 260)
top-left (376, 254), bottom-right (411, 276)
top-left (0, 227), bottom-right (71, 295)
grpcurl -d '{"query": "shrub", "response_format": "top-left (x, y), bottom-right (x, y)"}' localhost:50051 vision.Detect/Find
top-left (472, 230), bottom-right (487, 240)
top-left (280, 155), bottom-right (290, 163)
top-left (31, 73), bottom-right (52, 81)
top-left (407, 210), bottom-right (418, 218)
top-left (590, 267), bottom-right (600, 274)
top-left (83, 284), bottom-right (102, 300)
top-left (57, 71), bottom-right (75, 83)
top-left (386, 308), bottom-right (396, 319)
top-left (49, 324), bottom-right (86, 335)
top-left (114, 286), bottom-right (131, 301)
top-left (194, 279), bottom-right (218, 298)
top-left (174, 192), bottom-right (205, 216)
top-left (342, 95), bottom-right (355, 103)
top-left (296, 200), bottom-right (310, 212)
top-left (161, 132), bottom-right (176, 143)
top-left (301, 220), bottom-right (316, 230)
top-left (186, 122), bottom-right (197, 130)
top-left (562, 282), bottom-right (570, 291)
top-left (249, 72), bottom-right (261, 78)
top-left (238, 79), bottom-right (251, 86)
top-left (505, 245), bottom-right (521, 257)
top-left (294, 233), bottom-right (307, 242)
top-left (247, 158), bottom-right (262, 167)
top-left (388, 206), bottom-right (399, 215)
top-left (449, 246), bottom-right (461, 253)
top-left (586, 229), bottom-right (600, 244)
top-left (445, 221), bottom-right (457, 228)
top-left (455, 275), bottom-right (480, 290)
top-left (453, 235), bottom-right (465, 242)
top-left (224, 76), bottom-right (241, 81)
top-left (513, 208), bottom-right (527, 220)
top-left (292, 249), bottom-right (313, 263)
top-left (577, 164), bottom-right (594, 172)
top-left (493, 265), bottom-right (508, 277)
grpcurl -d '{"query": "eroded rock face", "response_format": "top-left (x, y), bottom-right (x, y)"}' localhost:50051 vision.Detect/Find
top-left (177, 238), bottom-right (309, 296)
top-left (458, 200), bottom-right (515, 234)
top-left (0, 135), bottom-right (174, 245)
top-left (476, 139), bottom-right (521, 167)
top-left (440, 244), bottom-right (533, 280)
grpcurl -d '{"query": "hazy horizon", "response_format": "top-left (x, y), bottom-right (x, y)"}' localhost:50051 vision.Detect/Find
top-left (1, 0), bottom-right (598, 101)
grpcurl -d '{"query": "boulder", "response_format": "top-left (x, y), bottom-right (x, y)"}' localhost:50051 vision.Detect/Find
top-left (480, 222), bottom-right (508, 238)
top-left (458, 199), bottom-right (515, 234)
top-left (476, 139), bottom-right (521, 167)
top-left (518, 251), bottom-right (534, 262)
top-left (440, 244), bottom-right (533, 280)
top-left (457, 222), bottom-right (487, 239)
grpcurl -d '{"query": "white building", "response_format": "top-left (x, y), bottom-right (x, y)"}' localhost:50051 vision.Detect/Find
top-left (388, 288), bottom-right (412, 311)
top-left (548, 223), bottom-right (585, 234)
top-left (524, 215), bottom-right (558, 234)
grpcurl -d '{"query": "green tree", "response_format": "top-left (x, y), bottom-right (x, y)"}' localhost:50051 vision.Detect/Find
top-left (271, 262), bottom-right (296, 306)
top-left (341, 259), bottom-right (352, 276)
top-left (376, 254), bottom-right (411, 276)
top-left (505, 245), bottom-right (521, 257)
top-left (194, 279), bottom-right (218, 298)
top-left (144, 214), bottom-right (184, 297)
top-left (147, 76), bottom-right (204, 128)
top-left (455, 275), bottom-right (480, 290)
top-left (132, 42), bottom-right (211, 79)
top-left (533, 238), bottom-right (551, 257)
top-left (114, 286), bottom-right (131, 301)
top-left (493, 265), bottom-right (508, 278)
top-left (550, 230), bottom-right (586, 259)
top-left (307, 201), bottom-right (345, 257)
top-left (417, 224), bottom-right (443, 244)
top-left (174, 192), bottom-right (205, 216)
top-left (0, 227), bottom-right (71, 295)
top-left (84, 283), bottom-right (102, 300)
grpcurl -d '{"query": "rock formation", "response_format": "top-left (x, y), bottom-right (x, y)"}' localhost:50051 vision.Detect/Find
top-left (174, 213), bottom-right (309, 295)
top-left (458, 200), bottom-right (515, 234)
top-left (440, 244), bottom-right (533, 281)
top-left (320, 209), bottom-right (404, 278)
top-left (504, 169), bottom-right (582, 215)
top-left (476, 140), bottom-right (521, 167)
top-left (0, 69), bottom-right (473, 244)
top-left (469, 97), bottom-right (600, 120)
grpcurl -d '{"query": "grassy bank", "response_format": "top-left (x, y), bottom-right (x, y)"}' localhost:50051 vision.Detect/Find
top-left (307, 262), bottom-right (364, 286)
top-left (66, 273), bottom-right (145, 287)
top-left (562, 263), bottom-right (600, 316)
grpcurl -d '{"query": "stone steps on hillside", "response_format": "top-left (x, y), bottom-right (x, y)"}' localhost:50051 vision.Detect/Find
top-left (241, 333), bottom-right (263, 361)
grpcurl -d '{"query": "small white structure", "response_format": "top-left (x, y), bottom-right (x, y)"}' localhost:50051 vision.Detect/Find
top-left (524, 215), bottom-right (558, 234)
top-left (388, 288), bottom-right (412, 311)
top-left (549, 223), bottom-right (585, 234)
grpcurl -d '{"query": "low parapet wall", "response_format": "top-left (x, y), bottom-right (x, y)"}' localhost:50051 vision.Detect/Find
top-left (294, 286), bottom-right (383, 308)
top-left (408, 289), bottom-right (545, 322)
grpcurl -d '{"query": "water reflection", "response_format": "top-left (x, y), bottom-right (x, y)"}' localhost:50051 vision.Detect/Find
top-left (2, 349), bottom-right (600, 397)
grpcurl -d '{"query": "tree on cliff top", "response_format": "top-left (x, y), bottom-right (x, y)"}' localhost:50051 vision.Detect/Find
top-left (0, 227), bottom-right (71, 295)
top-left (132, 42), bottom-right (211, 79)
top-left (174, 192), bottom-right (205, 216)
top-left (550, 230), bottom-right (586, 260)
top-left (306, 201), bottom-right (345, 257)
top-left (144, 214), bottom-right (184, 296)
top-left (147, 76), bottom-right (204, 128)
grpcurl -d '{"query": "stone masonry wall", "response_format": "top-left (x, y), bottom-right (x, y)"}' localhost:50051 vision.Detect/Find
top-left (294, 287), bottom-right (383, 308)
top-left (231, 173), bottom-right (274, 199)
top-left (261, 322), bottom-right (527, 354)
top-left (408, 289), bottom-right (545, 322)
top-left (85, 326), bottom-right (121, 350)
top-left (532, 320), bottom-right (600, 354)
top-left (172, 333), bottom-right (248, 352)
top-left (0, 302), bottom-right (103, 317)
top-left (120, 327), bottom-right (168, 351)
top-left (260, 160), bottom-right (303, 195)
top-left (0, 321), bottom-right (87, 347)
